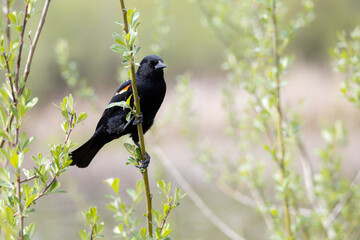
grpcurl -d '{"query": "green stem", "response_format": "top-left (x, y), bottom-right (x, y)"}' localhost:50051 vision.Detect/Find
top-left (16, 171), bottom-right (23, 240)
top-left (270, 0), bottom-right (292, 237)
top-left (119, 0), bottom-right (153, 236)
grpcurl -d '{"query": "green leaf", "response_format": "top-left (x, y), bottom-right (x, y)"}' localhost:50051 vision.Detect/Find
top-left (0, 106), bottom-right (8, 126)
top-left (132, 12), bottom-right (140, 25)
top-left (106, 101), bottom-right (128, 109)
top-left (126, 188), bottom-right (137, 201)
top-left (127, 8), bottom-right (135, 26)
top-left (126, 94), bottom-right (133, 106)
top-left (126, 111), bottom-right (132, 122)
top-left (10, 153), bottom-right (19, 168)
top-left (0, 168), bottom-right (12, 188)
top-left (76, 112), bottom-right (87, 124)
top-left (111, 44), bottom-right (128, 53)
top-left (113, 32), bottom-right (126, 46)
top-left (140, 227), bottom-right (147, 240)
top-left (157, 180), bottom-right (166, 194)
top-left (162, 229), bottom-right (172, 238)
top-left (8, 12), bottom-right (16, 24)
top-left (124, 143), bottom-right (135, 155)
top-left (25, 222), bottom-right (36, 239)
top-left (104, 178), bottom-right (120, 194)
top-left (25, 97), bottom-right (38, 111)
top-left (79, 229), bottom-right (87, 240)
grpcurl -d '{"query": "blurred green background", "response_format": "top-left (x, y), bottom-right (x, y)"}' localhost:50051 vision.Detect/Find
top-left (16, 0), bottom-right (360, 239)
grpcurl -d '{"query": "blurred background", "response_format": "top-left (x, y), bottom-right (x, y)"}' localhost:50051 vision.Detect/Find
top-left (16, 0), bottom-right (360, 239)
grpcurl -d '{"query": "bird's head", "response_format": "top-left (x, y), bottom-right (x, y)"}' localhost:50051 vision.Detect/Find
top-left (137, 55), bottom-right (167, 78)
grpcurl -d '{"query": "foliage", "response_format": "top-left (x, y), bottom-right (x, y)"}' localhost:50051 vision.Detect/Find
top-left (159, 0), bottom-right (360, 239)
top-left (79, 207), bottom-right (104, 240)
top-left (104, 178), bottom-right (185, 240)
top-left (0, 0), bottom-right (85, 239)
top-left (332, 27), bottom-right (360, 108)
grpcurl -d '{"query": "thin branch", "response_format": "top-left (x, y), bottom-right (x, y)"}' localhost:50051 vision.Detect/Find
top-left (19, 175), bottom-right (38, 184)
top-left (0, 0), bottom-right (52, 148)
top-left (297, 137), bottom-right (316, 206)
top-left (3, 52), bottom-right (17, 103)
top-left (16, 172), bottom-right (24, 240)
top-left (119, 0), bottom-right (153, 236)
top-left (63, 114), bottom-right (74, 146)
top-left (20, 0), bottom-right (51, 96)
top-left (326, 171), bottom-right (360, 225)
top-left (216, 180), bottom-right (257, 208)
top-left (159, 199), bottom-right (172, 236)
top-left (14, 3), bottom-right (29, 93)
top-left (270, 0), bottom-right (292, 237)
top-left (6, 0), bottom-right (11, 49)
top-left (153, 146), bottom-right (246, 240)
top-left (29, 177), bottom-right (57, 205)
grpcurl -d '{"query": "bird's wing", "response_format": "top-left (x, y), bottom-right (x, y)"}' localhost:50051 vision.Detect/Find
top-left (95, 80), bottom-right (133, 132)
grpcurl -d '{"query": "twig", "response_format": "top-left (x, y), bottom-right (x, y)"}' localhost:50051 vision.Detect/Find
top-left (14, 3), bottom-right (29, 93)
top-left (6, 0), bottom-right (10, 49)
top-left (326, 171), bottom-right (360, 226)
top-left (3, 53), bottom-right (17, 103)
top-left (90, 223), bottom-right (95, 240)
top-left (19, 175), bottom-right (38, 184)
top-left (0, 0), bottom-right (52, 147)
top-left (16, 172), bottom-right (24, 240)
top-left (20, 0), bottom-right (51, 96)
top-left (153, 146), bottom-right (246, 240)
top-left (216, 180), bottom-right (257, 208)
top-left (63, 114), bottom-right (74, 146)
top-left (297, 137), bottom-right (317, 206)
top-left (29, 177), bottom-right (57, 205)
top-left (270, 0), bottom-right (292, 237)
top-left (119, 0), bottom-right (153, 236)
top-left (159, 199), bottom-right (172, 236)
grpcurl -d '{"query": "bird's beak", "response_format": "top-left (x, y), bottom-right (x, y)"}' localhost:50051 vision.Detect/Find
top-left (155, 61), bottom-right (167, 69)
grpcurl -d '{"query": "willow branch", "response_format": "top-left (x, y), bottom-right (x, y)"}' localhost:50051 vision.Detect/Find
top-left (20, 0), bottom-right (51, 96)
top-left (119, 0), bottom-right (153, 236)
top-left (270, 0), bottom-right (292, 237)
top-left (6, 0), bottom-right (11, 49)
top-left (14, 3), bottom-right (29, 92)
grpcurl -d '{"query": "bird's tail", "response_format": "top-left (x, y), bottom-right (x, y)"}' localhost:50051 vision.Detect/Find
top-left (70, 137), bottom-right (105, 168)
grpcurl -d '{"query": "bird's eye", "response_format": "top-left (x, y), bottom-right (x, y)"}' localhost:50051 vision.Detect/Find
top-left (148, 61), bottom-right (157, 68)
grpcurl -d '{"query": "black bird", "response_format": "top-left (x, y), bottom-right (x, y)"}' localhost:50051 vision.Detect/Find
top-left (70, 55), bottom-right (166, 168)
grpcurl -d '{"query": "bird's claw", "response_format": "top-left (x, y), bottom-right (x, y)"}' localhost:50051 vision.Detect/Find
top-left (132, 113), bottom-right (143, 125)
top-left (135, 152), bottom-right (151, 169)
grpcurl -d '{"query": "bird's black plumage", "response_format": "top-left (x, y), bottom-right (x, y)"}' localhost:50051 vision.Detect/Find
top-left (70, 55), bottom-right (167, 168)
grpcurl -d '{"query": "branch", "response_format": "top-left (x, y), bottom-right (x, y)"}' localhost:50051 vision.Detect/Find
top-left (16, 172), bottom-right (24, 240)
top-left (6, 0), bottom-right (11, 49)
top-left (20, 0), bottom-right (51, 96)
top-left (159, 199), bottom-right (172, 236)
top-left (297, 137), bottom-right (317, 206)
top-left (29, 177), bottom-right (57, 205)
top-left (14, 3), bottom-right (29, 93)
top-left (153, 146), bottom-right (246, 240)
top-left (0, 0), bottom-right (52, 147)
top-left (326, 171), bottom-right (360, 226)
top-left (270, 0), bottom-right (292, 237)
top-left (3, 53), bottom-right (17, 103)
top-left (119, 0), bottom-right (153, 236)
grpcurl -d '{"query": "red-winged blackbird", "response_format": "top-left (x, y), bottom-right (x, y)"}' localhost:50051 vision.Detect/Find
top-left (70, 55), bottom-right (167, 168)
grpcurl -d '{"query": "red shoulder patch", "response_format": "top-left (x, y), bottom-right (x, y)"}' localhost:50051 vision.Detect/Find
top-left (118, 84), bottom-right (131, 94)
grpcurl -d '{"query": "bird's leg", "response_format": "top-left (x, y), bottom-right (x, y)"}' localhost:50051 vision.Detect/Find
top-left (134, 141), bottom-right (151, 169)
top-left (123, 115), bottom-right (135, 129)
top-left (132, 112), bottom-right (143, 125)
top-left (117, 112), bottom-right (143, 134)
